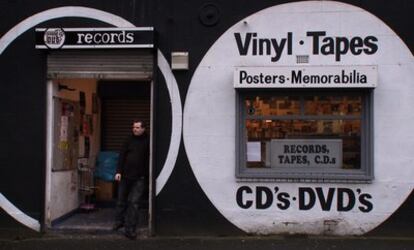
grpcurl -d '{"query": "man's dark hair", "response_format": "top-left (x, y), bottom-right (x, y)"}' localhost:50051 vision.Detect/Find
top-left (132, 119), bottom-right (145, 128)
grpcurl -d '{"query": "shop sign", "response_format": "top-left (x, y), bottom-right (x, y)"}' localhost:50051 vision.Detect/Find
top-left (270, 139), bottom-right (342, 168)
top-left (236, 186), bottom-right (373, 212)
top-left (35, 27), bottom-right (153, 49)
top-left (234, 31), bottom-right (378, 63)
top-left (234, 65), bottom-right (377, 88)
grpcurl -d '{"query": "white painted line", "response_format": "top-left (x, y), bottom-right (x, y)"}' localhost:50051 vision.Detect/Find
top-left (0, 193), bottom-right (41, 232)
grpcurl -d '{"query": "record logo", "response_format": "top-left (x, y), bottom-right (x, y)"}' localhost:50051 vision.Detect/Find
top-left (44, 28), bottom-right (65, 49)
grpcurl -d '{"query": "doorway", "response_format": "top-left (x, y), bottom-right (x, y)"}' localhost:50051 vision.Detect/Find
top-left (44, 50), bottom-right (154, 234)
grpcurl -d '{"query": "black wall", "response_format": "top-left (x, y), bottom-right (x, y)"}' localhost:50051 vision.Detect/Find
top-left (0, 0), bottom-right (413, 236)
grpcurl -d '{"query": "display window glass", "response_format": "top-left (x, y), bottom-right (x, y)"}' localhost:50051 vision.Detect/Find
top-left (237, 90), bottom-right (373, 181)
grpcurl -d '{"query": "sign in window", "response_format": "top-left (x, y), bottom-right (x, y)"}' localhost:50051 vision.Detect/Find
top-left (237, 91), bottom-right (372, 181)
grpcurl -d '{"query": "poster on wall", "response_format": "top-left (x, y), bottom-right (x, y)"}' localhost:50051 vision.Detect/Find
top-left (53, 99), bottom-right (80, 171)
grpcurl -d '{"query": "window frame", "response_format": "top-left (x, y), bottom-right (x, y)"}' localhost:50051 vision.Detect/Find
top-left (236, 88), bottom-right (374, 182)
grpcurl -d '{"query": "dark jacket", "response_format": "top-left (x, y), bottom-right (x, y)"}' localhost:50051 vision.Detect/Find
top-left (116, 133), bottom-right (149, 180)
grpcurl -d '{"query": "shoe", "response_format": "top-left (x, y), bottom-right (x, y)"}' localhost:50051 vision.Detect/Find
top-left (112, 222), bottom-right (123, 231)
top-left (124, 230), bottom-right (137, 240)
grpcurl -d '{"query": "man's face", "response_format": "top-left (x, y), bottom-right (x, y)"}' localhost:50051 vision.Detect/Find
top-left (132, 122), bottom-right (145, 136)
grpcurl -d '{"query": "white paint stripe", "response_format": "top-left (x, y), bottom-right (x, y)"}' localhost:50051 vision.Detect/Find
top-left (59, 44), bottom-right (154, 49)
top-left (156, 50), bottom-right (183, 195)
top-left (35, 27), bottom-right (154, 31)
top-left (0, 193), bottom-right (41, 232)
top-left (37, 44), bottom-right (154, 49)
top-left (61, 27), bottom-right (154, 31)
top-left (0, 6), bottom-right (182, 230)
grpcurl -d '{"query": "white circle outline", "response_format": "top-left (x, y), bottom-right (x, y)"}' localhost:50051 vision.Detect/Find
top-left (183, 1), bottom-right (414, 235)
top-left (0, 6), bottom-right (182, 231)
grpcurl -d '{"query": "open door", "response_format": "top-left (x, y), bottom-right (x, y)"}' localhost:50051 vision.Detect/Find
top-left (44, 49), bottom-right (154, 235)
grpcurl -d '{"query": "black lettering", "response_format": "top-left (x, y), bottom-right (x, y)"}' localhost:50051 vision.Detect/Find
top-left (335, 37), bottom-right (349, 61)
top-left (239, 71), bottom-right (247, 84)
top-left (277, 192), bottom-right (290, 210)
top-left (292, 70), bottom-right (302, 83)
top-left (259, 39), bottom-right (271, 56)
top-left (350, 37), bottom-right (364, 55)
top-left (234, 33), bottom-right (252, 56)
top-left (256, 186), bottom-right (273, 209)
top-left (287, 32), bottom-right (292, 55)
top-left (303, 155), bottom-right (309, 164)
top-left (299, 187), bottom-right (316, 210)
top-left (315, 187), bottom-right (335, 211)
top-left (308, 145), bottom-right (315, 153)
top-left (321, 37), bottom-right (335, 55)
top-left (358, 193), bottom-right (373, 212)
top-left (337, 188), bottom-right (356, 212)
top-left (279, 75), bottom-right (285, 84)
top-left (252, 33), bottom-right (257, 55)
top-left (270, 38), bottom-right (286, 62)
top-left (236, 186), bottom-right (253, 209)
top-left (307, 31), bottom-right (326, 55)
top-left (363, 36), bottom-right (378, 55)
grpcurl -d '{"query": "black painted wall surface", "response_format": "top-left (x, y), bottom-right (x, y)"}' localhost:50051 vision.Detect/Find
top-left (0, 0), bottom-right (413, 236)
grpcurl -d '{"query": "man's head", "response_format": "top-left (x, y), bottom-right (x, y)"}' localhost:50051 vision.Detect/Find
top-left (132, 120), bottom-right (145, 136)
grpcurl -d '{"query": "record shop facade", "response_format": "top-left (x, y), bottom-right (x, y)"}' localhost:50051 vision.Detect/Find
top-left (0, 0), bottom-right (413, 236)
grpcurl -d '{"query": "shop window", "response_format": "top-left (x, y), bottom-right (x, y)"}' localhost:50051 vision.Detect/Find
top-left (236, 90), bottom-right (373, 182)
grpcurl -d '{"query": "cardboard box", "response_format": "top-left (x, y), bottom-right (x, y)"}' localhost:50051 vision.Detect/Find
top-left (95, 179), bottom-right (114, 201)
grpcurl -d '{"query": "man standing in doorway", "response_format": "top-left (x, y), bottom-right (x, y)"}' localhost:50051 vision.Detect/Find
top-left (113, 120), bottom-right (149, 239)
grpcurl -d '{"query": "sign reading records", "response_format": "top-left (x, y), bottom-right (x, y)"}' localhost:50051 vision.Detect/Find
top-left (234, 65), bottom-right (377, 88)
top-left (36, 27), bottom-right (154, 49)
top-left (270, 139), bottom-right (342, 168)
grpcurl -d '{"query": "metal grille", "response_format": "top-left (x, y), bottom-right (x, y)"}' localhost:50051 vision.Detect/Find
top-left (296, 55), bottom-right (309, 64)
top-left (101, 99), bottom-right (150, 151)
top-left (47, 50), bottom-right (153, 80)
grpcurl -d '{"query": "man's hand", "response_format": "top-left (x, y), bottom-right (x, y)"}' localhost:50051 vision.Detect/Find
top-left (114, 173), bottom-right (122, 182)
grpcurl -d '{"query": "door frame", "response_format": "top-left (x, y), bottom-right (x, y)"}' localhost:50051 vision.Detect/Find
top-left (44, 79), bottom-right (155, 235)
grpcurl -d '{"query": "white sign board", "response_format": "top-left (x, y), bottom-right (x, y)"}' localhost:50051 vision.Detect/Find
top-left (234, 66), bottom-right (377, 88)
top-left (270, 139), bottom-right (342, 168)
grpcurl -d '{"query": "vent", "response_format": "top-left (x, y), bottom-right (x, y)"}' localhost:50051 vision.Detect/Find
top-left (296, 55), bottom-right (309, 64)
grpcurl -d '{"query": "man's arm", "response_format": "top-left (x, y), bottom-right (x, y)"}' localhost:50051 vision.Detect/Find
top-left (115, 138), bottom-right (129, 181)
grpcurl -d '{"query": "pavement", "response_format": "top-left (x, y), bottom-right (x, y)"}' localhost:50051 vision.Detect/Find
top-left (1, 198), bottom-right (413, 250)
top-left (1, 231), bottom-right (414, 250)
top-left (1, 217), bottom-right (413, 250)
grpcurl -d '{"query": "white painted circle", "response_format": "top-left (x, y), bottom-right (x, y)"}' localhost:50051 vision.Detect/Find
top-left (0, 6), bottom-right (182, 230)
top-left (184, 1), bottom-right (414, 235)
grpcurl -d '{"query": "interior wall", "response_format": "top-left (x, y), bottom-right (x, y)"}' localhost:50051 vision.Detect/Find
top-left (50, 78), bottom-right (100, 221)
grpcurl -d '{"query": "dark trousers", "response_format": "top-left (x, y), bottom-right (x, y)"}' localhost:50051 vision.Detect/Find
top-left (115, 178), bottom-right (145, 232)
